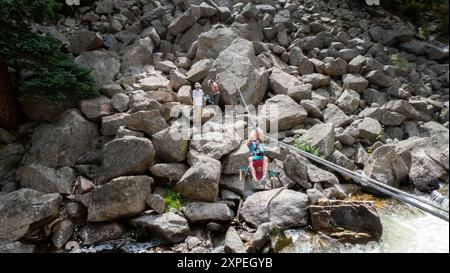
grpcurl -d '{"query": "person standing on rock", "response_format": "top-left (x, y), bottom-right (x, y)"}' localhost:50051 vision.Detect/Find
top-left (208, 79), bottom-right (220, 105)
top-left (247, 128), bottom-right (269, 186)
top-left (192, 82), bottom-right (204, 127)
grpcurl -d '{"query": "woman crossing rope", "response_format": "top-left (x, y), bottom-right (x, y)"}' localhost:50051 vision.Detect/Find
top-left (247, 127), bottom-right (270, 187)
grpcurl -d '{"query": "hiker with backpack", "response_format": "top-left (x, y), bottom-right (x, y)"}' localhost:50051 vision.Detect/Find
top-left (207, 79), bottom-right (220, 105)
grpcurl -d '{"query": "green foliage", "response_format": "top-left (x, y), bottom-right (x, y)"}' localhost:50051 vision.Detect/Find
top-left (294, 137), bottom-right (323, 158)
top-left (380, 0), bottom-right (449, 44)
top-left (419, 25), bottom-right (429, 39)
top-left (376, 127), bottom-right (386, 143)
top-left (163, 189), bottom-right (183, 212)
top-left (366, 146), bottom-right (374, 155)
top-left (389, 53), bottom-right (409, 70)
top-left (0, 0), bottom-right (98, 106)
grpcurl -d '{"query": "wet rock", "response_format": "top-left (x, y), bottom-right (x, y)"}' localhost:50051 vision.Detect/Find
top-left (310, 200), bottom-right (382, 243)
top-left (88, 176), bottom-right (152, 221)
top-left (409, 149), bottom-right (448, 193)
top-left (363, 145), bottom-right (408, 188)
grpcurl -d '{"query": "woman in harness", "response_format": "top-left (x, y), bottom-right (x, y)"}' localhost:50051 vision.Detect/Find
top-left (247, 128), bottom-right (269, 183)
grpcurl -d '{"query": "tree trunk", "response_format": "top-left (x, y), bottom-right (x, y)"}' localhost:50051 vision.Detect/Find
top-left (0, 57), bottom-right (17, 129)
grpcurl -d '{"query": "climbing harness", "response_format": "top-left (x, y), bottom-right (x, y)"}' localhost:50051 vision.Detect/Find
top-left (232, 83), bottom-right (450, 222)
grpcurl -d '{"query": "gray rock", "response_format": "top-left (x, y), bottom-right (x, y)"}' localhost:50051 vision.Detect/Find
top-left (224, 227), bottom-right (246, 253)
top-left (0, 189), bottom-right (61, 243)
top-left (101, 136), bottom-right (155, 181)
top-left (357, 117), bottom-right (382, 143)
top-left (240, 189), bottom-right (309, 229)
top-left (323, 57), bottom-right (348, 77)
top-left (300, 123), bottom-right (335, 158)
top-left (124, 110), bottom-right (169, 136)
top-left (23, 109), bottom-right (98, 168)
top-left (75, 50), bottom-right (120, 88)
top-left (111, 93), bottom-right (130, 112)
top-left (300, 73), bottom-right (331, 89)
top-left (323, 104), bottom-right (352, 128)
top-left (363, 88), bottom-right (386, 106)
top-left (120, 37), bottom-right (154, 73)
top-left (130, 212), bottom-right (190, 243)
top-left (307, 164), bottom-right (339, 185)
top-left (18, 164), bottom-right (76, 194)
top-left (222, 143), bottom-right (250, 175)
top-left (363, 145), bottom-right (409, 188)
top-left (79, 95), bottom-right (112, 120)
top-left (342, 74), bottom-right (369, 93)
top-left (79, 222), bottom-right (124, 245)
top-left (168, 6), bottom-right (201, 34)
top-left (152, 125), bottom-right (189, 162)
top-left (409, 149), bottom-right (448, 193)
top-left (196, 27), bottom-right (242, 60)
top-left (51, 220), bottom-right (74, 249)
top-left (101, 113), bottom-right (129, 136)
top-left (88, 176), bottom-right (152, 222)
top-left (182, 202), bottom-right (234, 224)
top-left (259, 95), bottom-right (307, 131)
top-left (220, 175), bottom-right (245, 196)
top-left (170, 70), bottom-right (190, 91)
top-left (300, 100), bottom-right (322, 118)
top-left (176, 156), bottom-right (221, 202)
top-left (365, 70), bottom-right (395, 88)
top-left (189, 131), bottom-right (241, 160)
top-left (348, 55), bottom-right (366, 74)
top-left (359, 107), bottom-right (405, 126)
top-left (336, 89), bottom-right (360, 114)
top-left (269, 67), bottom-right (312, 101)
top-left (306, 188), bottom-right (326, 205)
top-left (284, 152), bottom-right (312, 189)
top-left (0, 242), bottom-right (35, 253)
top-left (310, 200), bottom-right (382, 243)
top-left (149, 163), bottom-right (188, 182)
top-left (208, 38), bottom-right (268, 106)
top-left (186, 59), bottom-right (213, 83)
top-left (146, 194), bottom-right (166, 214)
top-left (330, 150), bottom-right (357, 171)
top-left (68, 30), bottom-right (104, 55)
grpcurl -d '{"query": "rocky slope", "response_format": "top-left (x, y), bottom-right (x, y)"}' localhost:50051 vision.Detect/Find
top-left (0, 0), bottom-right (448, 253)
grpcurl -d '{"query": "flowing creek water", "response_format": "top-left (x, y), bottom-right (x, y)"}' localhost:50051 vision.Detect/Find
top-left (74, 185), bottom-right (449, 254)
